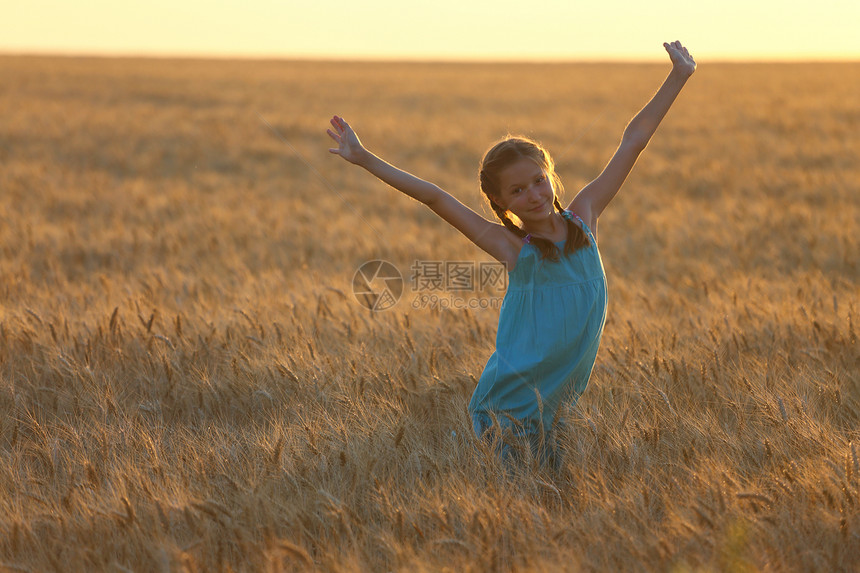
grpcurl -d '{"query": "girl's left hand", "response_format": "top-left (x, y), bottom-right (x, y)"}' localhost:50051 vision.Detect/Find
top-left (663, 41), bottom-right (696, 77)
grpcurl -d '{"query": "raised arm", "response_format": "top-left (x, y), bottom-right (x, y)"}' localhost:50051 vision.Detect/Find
top-left (327, 116), bottom-right (519, 267)
top-left (569, 41), bottom-right (696, 232)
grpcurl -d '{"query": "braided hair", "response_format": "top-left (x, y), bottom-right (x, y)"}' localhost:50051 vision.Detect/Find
top-left (480, 136), bottom-right (589, 261)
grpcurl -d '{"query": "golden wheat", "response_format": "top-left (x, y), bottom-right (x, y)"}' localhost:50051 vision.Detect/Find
top-left (0, 55), bottom-right (857, 571)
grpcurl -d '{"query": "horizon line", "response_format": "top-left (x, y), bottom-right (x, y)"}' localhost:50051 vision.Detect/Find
top-left (1, 49), bottom-right (858, 65)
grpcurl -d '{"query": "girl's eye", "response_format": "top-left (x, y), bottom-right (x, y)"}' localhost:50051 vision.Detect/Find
top-left (536, 176), bottom-right (545, 183)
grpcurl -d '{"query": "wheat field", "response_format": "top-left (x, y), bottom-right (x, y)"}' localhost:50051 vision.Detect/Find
top-left (0, 56), bottom-right (858, 572)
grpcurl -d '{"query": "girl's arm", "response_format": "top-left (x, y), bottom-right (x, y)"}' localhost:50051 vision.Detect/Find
top-left (569, 41), bottom-right (696, 232)
top-left (327, 116), bottom-right (520, 267)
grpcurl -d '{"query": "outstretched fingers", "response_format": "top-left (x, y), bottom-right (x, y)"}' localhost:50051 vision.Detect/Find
top-left (331, 115), bottom-right (351, 132)
top-left (328, 115), bottom-right (345, 154)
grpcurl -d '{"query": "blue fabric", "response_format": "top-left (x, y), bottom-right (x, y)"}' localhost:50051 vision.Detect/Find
top-left (468, 210), bottom-right (608, 461)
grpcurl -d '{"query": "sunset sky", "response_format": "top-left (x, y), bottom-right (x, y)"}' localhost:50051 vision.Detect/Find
top-left (2, 0), bottom-right (858, 61)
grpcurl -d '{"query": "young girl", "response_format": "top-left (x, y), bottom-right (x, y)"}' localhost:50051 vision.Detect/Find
top-left (327, 41), bottom-right (696, 464)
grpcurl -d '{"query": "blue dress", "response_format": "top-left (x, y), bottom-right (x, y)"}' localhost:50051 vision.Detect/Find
top-left (468, 210), bottom-right (608, 456)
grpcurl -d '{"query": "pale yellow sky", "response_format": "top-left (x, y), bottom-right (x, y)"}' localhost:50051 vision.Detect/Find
top-left (2, 0), bottom-right (858, 61)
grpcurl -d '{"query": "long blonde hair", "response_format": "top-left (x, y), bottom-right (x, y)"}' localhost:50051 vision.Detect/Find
top-left (479, 136), bottom-right (588, 260)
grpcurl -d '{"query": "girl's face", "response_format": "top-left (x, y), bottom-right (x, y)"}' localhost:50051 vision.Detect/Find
top-left (492, 157), bottom-right (555, 222)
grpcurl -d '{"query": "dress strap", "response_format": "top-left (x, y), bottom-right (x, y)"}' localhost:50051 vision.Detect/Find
top-left (561, 208), bottom-right (584, 226)
top-left (563, 208), bottom-right (596, 246)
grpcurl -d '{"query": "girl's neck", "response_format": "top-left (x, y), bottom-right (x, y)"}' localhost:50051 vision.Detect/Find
top-left (523, 211), bottom-right (566, 241)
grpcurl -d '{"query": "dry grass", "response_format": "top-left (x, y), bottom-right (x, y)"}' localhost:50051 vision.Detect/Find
top-left (0, 55), bottom-right (858, 571)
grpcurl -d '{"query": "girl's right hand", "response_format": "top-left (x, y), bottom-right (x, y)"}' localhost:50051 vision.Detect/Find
top-left (327, 115), bottom-right (368, 165)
